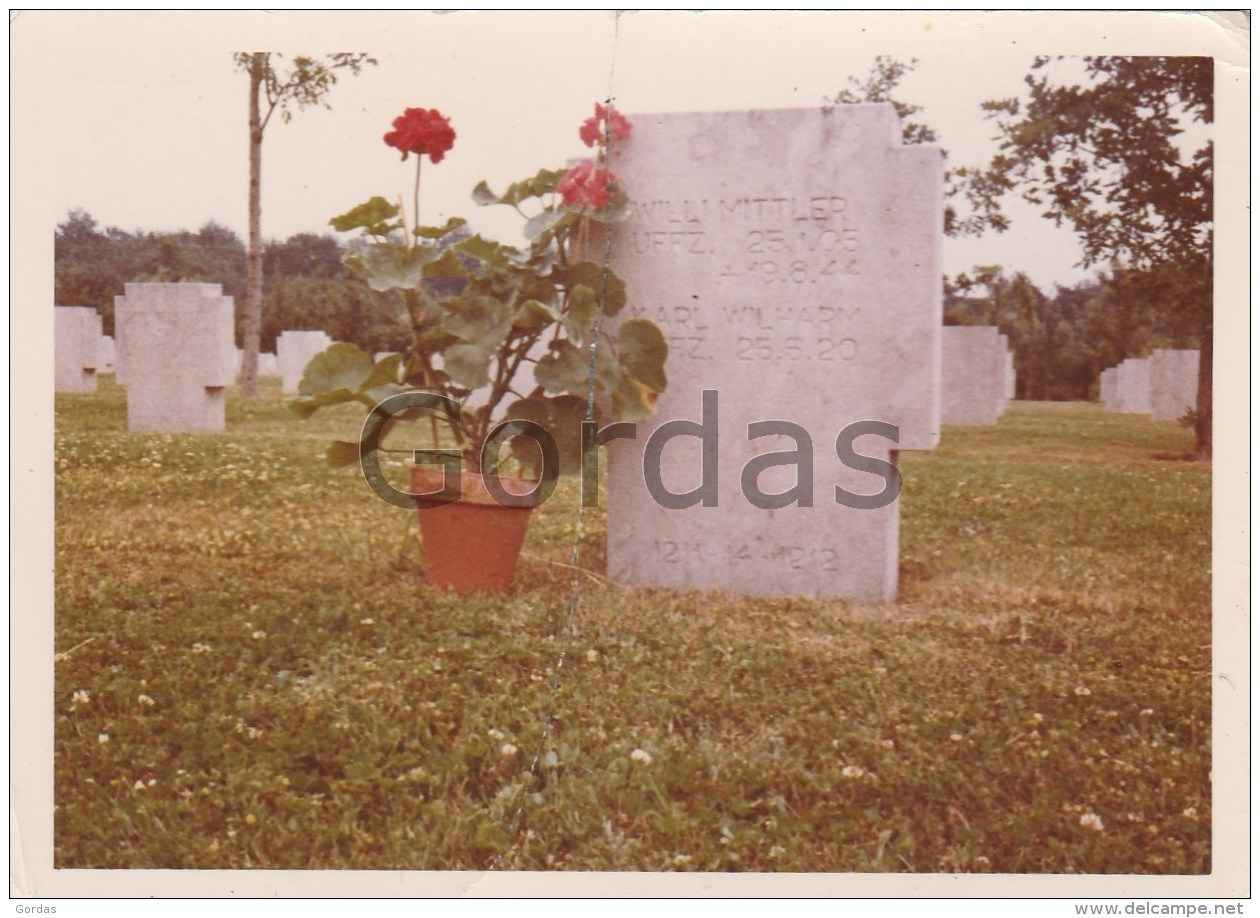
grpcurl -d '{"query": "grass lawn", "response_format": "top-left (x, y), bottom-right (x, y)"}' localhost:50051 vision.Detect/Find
top-left (53, 378), bottom-right (1211, 873)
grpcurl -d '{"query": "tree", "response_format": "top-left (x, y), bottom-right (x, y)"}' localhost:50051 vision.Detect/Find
top-left (234, 52), bottom-right (376, 396)
top-left (973, 56), bottom-right (1213, 456)
top-left (829, 56), bottom-right (939, 146)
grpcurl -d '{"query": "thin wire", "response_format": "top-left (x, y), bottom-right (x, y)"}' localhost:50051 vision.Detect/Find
top-left (487, 107), bottom-right (618, 869)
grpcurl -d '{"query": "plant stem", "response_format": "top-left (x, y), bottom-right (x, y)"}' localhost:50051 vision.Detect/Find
top-left (413, 156), bottom-right (423, 244)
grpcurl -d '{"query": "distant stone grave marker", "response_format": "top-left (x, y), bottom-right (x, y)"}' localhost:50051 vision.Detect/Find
top-left (1114, 357), bottom-right (1152, 415)
top-left (1100, 366), bottom-right (1119, 411)
top-left (941, 326), bottom-right (1004, 426)
top-left (55, 306), bottom-right (103, 393)
top-left (605, 104), bottom-right (942, 603)
top-left (277, 331), bottom-right (333, 395)
top-left (1148, 349), bottom-right (1199, 422)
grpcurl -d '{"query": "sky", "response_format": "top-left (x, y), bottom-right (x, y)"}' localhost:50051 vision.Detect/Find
top-left (12, 10), bottom-right (1246, 294)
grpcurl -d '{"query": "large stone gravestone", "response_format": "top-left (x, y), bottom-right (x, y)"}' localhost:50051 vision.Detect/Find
top-left (941, 325), bottom-right (1003, 425)
top-left (605, 104), bottom-right (941, 603)
top-left (1114, 357), bottom-right (1152, 414)
top-left (1148, 349), bottom-right (1200, 422)
top-left (114, 283), bottom-right (236, 432)
top-left (55, 306), bottom-right (103, 392)
top-left (277, 331), bottom-right (333, 395)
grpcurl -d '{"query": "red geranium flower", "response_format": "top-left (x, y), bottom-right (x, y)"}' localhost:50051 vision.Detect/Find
top-left (384, 107), bottom-right (456, 163)
top-left (579, 103), bottom-right (632, 148)
top-left (558, 159), bottom-right (616, 209)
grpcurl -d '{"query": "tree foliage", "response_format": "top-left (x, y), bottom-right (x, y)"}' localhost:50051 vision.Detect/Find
top-left (54, 211), bottom-right (409, 354)
top-left (971, 56), bottom-right (1213, 456)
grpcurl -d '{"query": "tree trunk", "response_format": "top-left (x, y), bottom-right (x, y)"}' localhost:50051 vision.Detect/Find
top-left (241, 53), bottom-right (265, 397)
top-left (1194, 300), bottom-right (1212, 460)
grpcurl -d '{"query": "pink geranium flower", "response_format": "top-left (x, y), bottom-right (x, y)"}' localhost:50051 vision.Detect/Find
top-left (579, 103), bottom-right (632, 148)
top-left (558, 159), bottom-right (616, 209)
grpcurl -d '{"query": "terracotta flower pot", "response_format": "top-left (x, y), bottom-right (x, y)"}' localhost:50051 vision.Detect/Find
top-left (411, 466), bottom-right (540, 594)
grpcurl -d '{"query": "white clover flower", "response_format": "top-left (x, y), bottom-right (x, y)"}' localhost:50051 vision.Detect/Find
top-left (767, 845), bottom-right (786, 858)
top-left (487, 728), bottom-right (506, 742)
top-left (842, 764), bottom-right (865, 779)
top-left (630, 748), bottom-right (653, 766)
top-left (133, 780), bottom-right (147, 791)
top-left (192, 643), bottom-right (212, 654)
top-left (137, 694), bottom-right (155, 707)
top-left (1140, 708), bottom-right (1154, 717)
top-left (1182, 807), bottom-right (1198, 818)
top-left (97, 733), bottom-right (109, 744)
top-left (501, 743), bottom-right (519, 758)
top-left (251, 630), bottom-right (267, 641)
top-left (1074, 686), bottom-right (1091, 696)
top-left (672, 854), bottom-right (693, 866)
top-left (72, 690), bottom-right (91, 705)
top-left (1079, 812), bottom-right (1105, 831)
top-left (950, 732), bottom-right (963, 742)
top-left (586, 649), bottom-right (599, 663)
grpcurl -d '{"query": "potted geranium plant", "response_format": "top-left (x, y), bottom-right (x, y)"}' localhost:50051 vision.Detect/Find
top-left (290, 102), bottom-right (667, 593)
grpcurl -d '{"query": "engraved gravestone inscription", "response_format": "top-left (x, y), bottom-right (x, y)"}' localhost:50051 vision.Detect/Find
top-left (605, 105), bottom-right (942, 602)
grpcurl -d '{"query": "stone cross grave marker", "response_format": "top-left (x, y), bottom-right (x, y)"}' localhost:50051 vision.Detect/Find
top-left (55, 306), bottom-right (103, 392)
top-left (277, 331), bottom-right (333, 395)
top-left (605, 105), bottom-right (942, 603)
top-left (114, 283), bottom-right (236, 432)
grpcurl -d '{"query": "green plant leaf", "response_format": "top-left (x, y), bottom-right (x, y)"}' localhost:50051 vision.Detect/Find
top-left (562, 285), bottom-right (599, 343)
top-left (524, 208), bottom-right (570, 244)
top-left (501, 395), bottom-right (589, 475)
top-left (503, 396), bottom-right (551, 428)
top-left (413, 216), bottom-right (467, 239)
top-left (534, 341), bottom-right (590, 395)
top-left (352, 243), bottom-right (437, 292)
top-left (512, 298), bottom-right (556, 330)
top-left (618, 319), bottom-right (669, 393)
top-left (363, 353), bottom-right (403, 389)
top-left (326, 440), bottom-right (361, 468)
top-left (298, 343), bottom-right (374, 397)
top-left (441, 295), bottom-right (511, 347)
top-left (442, 343), bottom-right (493, 389)
top-left (422, 249), bottom-right (467, 279)
top-left (611, 374), bottom-right (661, 421)
top-left (547, 394), bottom-right (590, 475)
top-left (557, 261), bottom-right (626, 315)
top-left (329, 197), bottom-right (401, 234)
top-left (471, 180), bottom-right (500, 206)
top-left (475, 168), bottom-right (571, 208)
top-left (455, 234), bottom-right (516, 271)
